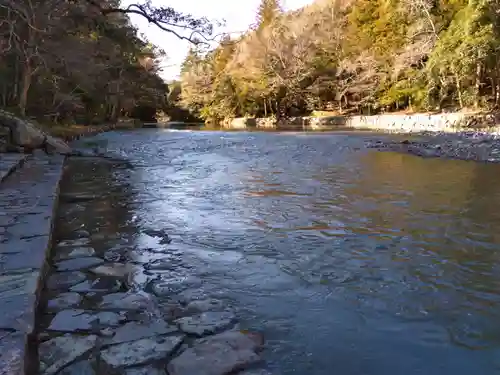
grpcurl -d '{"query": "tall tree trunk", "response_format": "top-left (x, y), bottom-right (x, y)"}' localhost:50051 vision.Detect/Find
top-left (455, 73), bottom-right (464, 108)
top-left (474, 62), bottom-right (482, 108)
top-left (19, 63), bottom-right (32, 116)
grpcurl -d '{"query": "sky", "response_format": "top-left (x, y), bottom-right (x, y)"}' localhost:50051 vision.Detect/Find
top-left (124, 0), bottom-right (314, 80)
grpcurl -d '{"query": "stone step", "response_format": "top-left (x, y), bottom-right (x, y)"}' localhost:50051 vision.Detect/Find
top-left (0, 153), bottom-right (28, 183)
top-left (0, 154), bottom-right (65, 374)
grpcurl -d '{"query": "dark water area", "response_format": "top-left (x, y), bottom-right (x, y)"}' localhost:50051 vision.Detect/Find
top-left (68, 129), bottom-right (500, 374)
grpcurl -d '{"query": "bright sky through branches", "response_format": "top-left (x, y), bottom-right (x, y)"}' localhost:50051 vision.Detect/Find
top-left (123, 0), bottom-right (313, 80)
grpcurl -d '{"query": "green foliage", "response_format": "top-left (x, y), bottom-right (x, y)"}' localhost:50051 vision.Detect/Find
top-left (178, 0), bottom-right (500, 121)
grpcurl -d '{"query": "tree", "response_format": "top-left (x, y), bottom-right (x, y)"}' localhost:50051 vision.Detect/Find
top-left (256, 0), bottom-right (282, 31)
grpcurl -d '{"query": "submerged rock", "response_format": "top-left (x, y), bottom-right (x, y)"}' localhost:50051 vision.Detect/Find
top-left (46, 271), bottom-right (86, 290)
top-left (101, 335), bottom-right (183, 368)
top-left (70, 278), bottom-right (122, 293)
top-left (124, 366), bottom-right (166, 375)
top-left (39, 335), bottom-right (97, 375)
top-left (48, 309), bottom-right (123, 332)
top-left (47, 292), bottom-right (82, 312)
top-left (103, 320), bottom-right (177, 345)
top-left (91, 263), bottom-right (130, 278)
top-left (60, 193), bottom-right (99, 203)
top-left (185, 299), bottom-right (228, 314)
top-left (176, 312), bottom-right (236, 337)
top-left (151, 276), bottom-right (202, 297)
top-left (56, 238), bottom-right (90, 248)
top-left (99, 292), bottom-right (155, 311)
top-left (54, 247), bottom-right (95, 261)
top-left (54, 257), bottom-right (104, 271)
top-left (59, 360), bottom-right (96, 375)
top-left (167, 331), bottom-right (262, 375)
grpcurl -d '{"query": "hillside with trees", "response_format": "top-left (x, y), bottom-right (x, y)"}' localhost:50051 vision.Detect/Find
top-left (0, 0), bottom-right (212, 125)
top-left (179, 0), bottom-right (500, 123)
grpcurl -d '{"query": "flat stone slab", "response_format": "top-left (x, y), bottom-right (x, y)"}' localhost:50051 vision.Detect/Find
top-left (0, 330), bottom-right (24, 375)
top-left (47, 271), bottom-right (86, 290)
top-left (98, 292), bottom-right (154, 311)
top-left (70, 278), bottom-right (122, 294)
top-left (48, 309), bottom-right (124, 332)
top-left (175, 312), bottom-right (236, 337)
top-left (0, 269), bottom-right (39, 331)
top-left (90, 263), bottom-right (130, 278)
top-left (54, 246), bottom-right (95, 261)
top-left (101, 335), bottom-right (183, 368)
top-left (124, 366), bottom-right (166, 375)
top-left (0, 154), bottom-right (26, 183)
top-left (54, 257), bottom-right (104, 271)
top-left (59, 360), bottom-right (96, 375)
top-left (39, 335), bottom-right (97, 375)
top-left (167, 331), bottom-right (262, 375)
top-left (47, 292), bottom-right (83, 312)
top-left (104, 320), bottom-right (177, 345)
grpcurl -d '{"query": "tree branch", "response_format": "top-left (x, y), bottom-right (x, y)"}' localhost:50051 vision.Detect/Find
top-left (83, 0), bottom-right (217, 44)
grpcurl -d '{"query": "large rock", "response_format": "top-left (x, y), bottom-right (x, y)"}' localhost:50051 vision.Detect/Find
top-left (167, 331), bottom-right (263, 375)
top-left (0, 110), bottom-right (71, 154)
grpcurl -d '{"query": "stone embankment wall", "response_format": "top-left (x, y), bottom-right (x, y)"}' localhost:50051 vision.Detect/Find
top-left (220, 112), bottom-right (500, 133)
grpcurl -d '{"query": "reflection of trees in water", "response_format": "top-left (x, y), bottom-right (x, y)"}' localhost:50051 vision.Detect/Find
top-left (343, 151), bottom-right (500, 348)
top-left (55, 158), bottom-right (139, 238)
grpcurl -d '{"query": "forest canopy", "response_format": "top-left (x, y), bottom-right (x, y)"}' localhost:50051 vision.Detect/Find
top-left (179, 0), bottom-right (500, 122)
top-left (0, 0), bottom-right (212, 124)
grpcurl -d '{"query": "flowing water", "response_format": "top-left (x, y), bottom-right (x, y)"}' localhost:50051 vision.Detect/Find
top-left (68, 129), bottom-right (500, 374)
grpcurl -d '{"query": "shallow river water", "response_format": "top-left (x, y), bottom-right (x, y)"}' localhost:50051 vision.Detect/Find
top-left (63, 129), bottom-right (500, 374)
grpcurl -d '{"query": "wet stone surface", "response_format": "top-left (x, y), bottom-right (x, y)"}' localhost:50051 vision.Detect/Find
top-left (0, 154), bottom-right (64, 375)
top-left (36, 157), bottom-right (267, 375)
top-left (0, 153), bottom-right (27, 182)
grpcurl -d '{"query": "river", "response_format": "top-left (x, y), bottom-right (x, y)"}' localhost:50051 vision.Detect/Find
top-left (68, 129), bottom-right (500, 374)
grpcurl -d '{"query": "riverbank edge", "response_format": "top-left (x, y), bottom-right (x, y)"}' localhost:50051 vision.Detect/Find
top-left (26, 156), bottom-right (65, 375)
top-left (41, 119), bottom-right (142, 142)
top-left (0, 154), bottom-right (65, 374)
top-left (219, 112), bottom-right (500, 134)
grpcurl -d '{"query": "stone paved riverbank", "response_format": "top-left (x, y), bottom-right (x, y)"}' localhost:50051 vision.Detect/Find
top-left (0, 153), bottom-right (64, 374)
top-left (35, 157), bottom-right (270, 375)
top-left (0, 154), bottom-right (28, 182)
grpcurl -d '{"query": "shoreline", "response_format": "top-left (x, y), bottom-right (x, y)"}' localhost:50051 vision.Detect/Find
top-left (42, 120), bottom-right (141, 142)
top-left (367, 130), bottom-right (500, 163)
